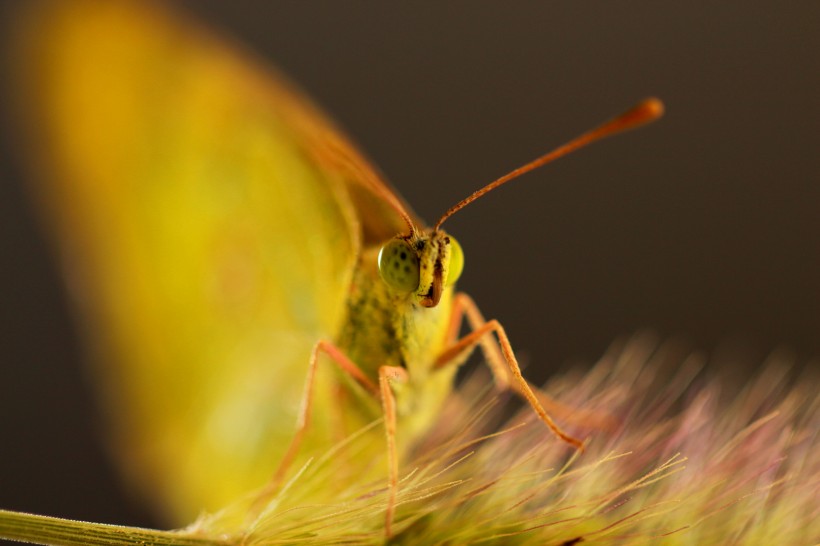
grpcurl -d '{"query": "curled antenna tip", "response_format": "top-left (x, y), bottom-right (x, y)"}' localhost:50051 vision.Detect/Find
top-left (644, 97), bottom-right (665, 117)
top-left (633, 97), bottom-right (665, 123)
top-left (616, 97), bottom-right (665, 131)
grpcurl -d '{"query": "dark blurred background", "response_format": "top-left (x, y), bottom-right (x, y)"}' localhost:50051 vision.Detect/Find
top-left (0, 0), bottom-right (818, 534)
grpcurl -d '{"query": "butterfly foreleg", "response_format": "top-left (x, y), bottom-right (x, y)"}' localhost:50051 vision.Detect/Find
top-left (249, 339), bottom-right (379, 516)
top-left (442, 292), bottom-right (509, 388)
top-left (436, 292), bottom-right (586, 450)
top-left (284, 340), bottom-right (379, 477)
top-left (378, 365), bottom-right (407, 539)
top-left (252, 341), bottom-right (403, 538)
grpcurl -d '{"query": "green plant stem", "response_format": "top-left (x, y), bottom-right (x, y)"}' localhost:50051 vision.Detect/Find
top-left (0, 509), bottom-right (227, 546)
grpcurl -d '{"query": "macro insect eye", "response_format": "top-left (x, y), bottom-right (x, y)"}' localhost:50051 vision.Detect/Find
top-left (378, 239), bottom-right (420, 292)
top-left (445, 236), bottom-right (464, 286)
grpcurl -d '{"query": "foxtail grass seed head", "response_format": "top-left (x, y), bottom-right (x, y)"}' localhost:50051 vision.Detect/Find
top-left (8, 335), bottom-right (820, 546)
top-left (189, 334), bottom-right (819, 544)
top-left (1, 334), bottom-right (817, 545)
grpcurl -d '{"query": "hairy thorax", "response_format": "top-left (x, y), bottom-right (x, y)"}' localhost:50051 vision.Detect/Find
top-left (336, 246), bottom-right (459, 439)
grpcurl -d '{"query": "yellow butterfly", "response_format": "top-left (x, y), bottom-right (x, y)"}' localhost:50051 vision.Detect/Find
top-left (10, 0), bottom-right (662, 537)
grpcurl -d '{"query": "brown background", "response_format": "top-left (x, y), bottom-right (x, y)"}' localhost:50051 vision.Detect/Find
top-left (0, 0), bottom-right (818, 532)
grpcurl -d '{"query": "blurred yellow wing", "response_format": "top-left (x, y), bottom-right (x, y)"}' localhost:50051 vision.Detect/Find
top-left (11, 0), bottom-right (419, 523)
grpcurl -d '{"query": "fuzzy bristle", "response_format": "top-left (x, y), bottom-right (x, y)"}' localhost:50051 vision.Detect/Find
top-left (180, 334), bottom-right (818, 544)
top-left (1, 334), bottom-right (815, 545)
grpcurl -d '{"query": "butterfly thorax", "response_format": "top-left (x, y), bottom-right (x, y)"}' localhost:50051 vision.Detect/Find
top-left (335, 242), bottom-right (459, 437)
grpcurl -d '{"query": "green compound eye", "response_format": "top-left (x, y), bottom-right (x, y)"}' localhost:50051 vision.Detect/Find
top-left (445, 235), bottom-right (464, 286)
top-left (378, 239), bottom-right (420, 292)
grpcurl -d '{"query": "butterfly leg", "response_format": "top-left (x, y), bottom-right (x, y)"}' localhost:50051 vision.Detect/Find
top-left (378, 365), bottom-right (407, 539)
top-left (251, 340), bottom-right (379, 515)
top-left (436, 292), bottom-right (586, 450)
top-left (444, 293), bottom-right (617, 431)
top-left (255, 341), bottom-right (404, 538)
top-left (442, 292), bottom-right (510, 389)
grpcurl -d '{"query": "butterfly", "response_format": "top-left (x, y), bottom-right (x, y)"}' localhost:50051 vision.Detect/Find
top-left (10, 0), bottom-right (662, 537)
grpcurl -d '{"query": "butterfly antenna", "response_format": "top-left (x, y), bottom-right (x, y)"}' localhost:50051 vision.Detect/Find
top-left (434, 97), bottom-right (664, 231)
top-left (369, 178), bottom-right (417, 236)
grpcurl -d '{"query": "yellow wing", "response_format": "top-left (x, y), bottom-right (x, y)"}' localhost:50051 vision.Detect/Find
top-left (10, 0), bottom-right (418, 523)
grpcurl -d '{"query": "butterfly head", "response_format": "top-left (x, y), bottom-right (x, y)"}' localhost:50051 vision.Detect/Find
top-left (377, 230), bottom-right (464, 308)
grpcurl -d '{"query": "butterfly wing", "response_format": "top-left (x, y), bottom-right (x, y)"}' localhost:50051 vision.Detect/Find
top-left (10, 0), bottom-right (417, 523)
